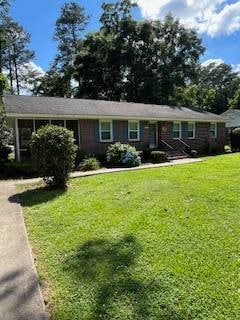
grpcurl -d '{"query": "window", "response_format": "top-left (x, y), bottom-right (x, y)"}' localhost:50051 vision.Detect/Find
top-left (128, 121), bottom-right (140, 141)
top-left (187, 122), bottom-right (195, 139)
top-left (35, 119), bottom-right (50, 131)
top-left (173, 122), bottom-right (181, 139)
top-left (210, 122), bottom-right (217, 138)
top-left (18, 119), bottom-right (34, 149)
top-left (51, 120), bottom-right (64, 127)
top-left (66, 120), bottom-right (79, 145)
top-left (99, 120), bottom-right (113, 142)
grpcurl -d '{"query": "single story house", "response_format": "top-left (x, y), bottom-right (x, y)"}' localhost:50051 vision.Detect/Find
top-left (4, 94), bottom-right (226, 162)
top-left (221, 109), bottom-right (240, 130)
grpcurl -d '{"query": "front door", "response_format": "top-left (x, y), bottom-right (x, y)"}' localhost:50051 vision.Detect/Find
top-left (149, 122), bottom-right (158, 149)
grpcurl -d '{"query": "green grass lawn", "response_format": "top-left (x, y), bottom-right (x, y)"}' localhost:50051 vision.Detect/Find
top-left (20, 154), bottom-right (240, 320)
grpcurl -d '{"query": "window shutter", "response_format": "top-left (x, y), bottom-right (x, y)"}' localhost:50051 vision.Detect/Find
top-left (140, 121), bottom-right (145, 140)
top-left (182, 122), bottom-right (188, 139)
top-left (125, 121), bottom-right (128, 142)
top-left (170, 122), bottom-right (174, 139)
top-left (95, 120), bottom-right (100, 142)
top-left (113, 120), bottom-right (118, 141)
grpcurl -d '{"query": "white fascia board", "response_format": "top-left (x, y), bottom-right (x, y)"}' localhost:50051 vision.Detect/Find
top-left (5, 113), bottom-right (226, 123)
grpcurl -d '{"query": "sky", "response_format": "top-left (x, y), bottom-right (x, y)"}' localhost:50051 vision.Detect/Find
top-left (10, 0), bottom-right (240, 74)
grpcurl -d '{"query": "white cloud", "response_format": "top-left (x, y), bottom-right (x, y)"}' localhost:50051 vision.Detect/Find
top-left (136, 0), bottom-right (240, 37)
top-left (3, 61), bottom-right (45, 95)
top-left (201, 58), bottom-right (224, 66)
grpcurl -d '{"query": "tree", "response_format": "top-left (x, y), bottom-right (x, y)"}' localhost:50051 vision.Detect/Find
top-left (74, 1), bottom-right (204, 104)
top-left (32, 70), bottom-right (72, 97)
top-left (4, 18), bottom-right (35, 94)
top-left (52, 2), bottom-right (89, 96)
top-left (0, 0), bottom-right (10, 73)
top-left (228, 88), bottom-right (240, 109)
top-left (197, 62), bottom-right (240, 114)
top-left (30, 125), bottom-right (76, 189)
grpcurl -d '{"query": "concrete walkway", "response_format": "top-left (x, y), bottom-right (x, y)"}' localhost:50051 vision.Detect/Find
top-left (0, 182), bottom-right (48, 320)
top-left (16, 157), bottom-right (203, 185)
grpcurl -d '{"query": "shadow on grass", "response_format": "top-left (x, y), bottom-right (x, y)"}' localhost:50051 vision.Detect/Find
top-left (9, 186), bottom-right (66, 207)
top-left (64, 235), bottom-right (184, 320)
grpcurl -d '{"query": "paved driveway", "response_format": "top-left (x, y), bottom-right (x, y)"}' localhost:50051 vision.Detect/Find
top-left (0, 182), bottom-right (48, 320)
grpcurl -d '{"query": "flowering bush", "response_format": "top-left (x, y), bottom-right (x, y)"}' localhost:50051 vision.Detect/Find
top-left (106, 142), bottom-right (141, 167)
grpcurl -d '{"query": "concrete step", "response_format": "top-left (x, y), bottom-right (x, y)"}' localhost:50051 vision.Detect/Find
top-left (166, 150), bottom-right (188, 160)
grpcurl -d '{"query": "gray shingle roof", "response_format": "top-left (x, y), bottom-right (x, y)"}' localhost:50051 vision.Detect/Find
top-left (4, 94), bottom-right (225, 122)
top-left (221, 109), bottom-right (240, 128)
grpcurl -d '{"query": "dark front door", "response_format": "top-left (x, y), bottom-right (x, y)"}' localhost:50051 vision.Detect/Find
top-left (149, 122), bottom-right (158, 148)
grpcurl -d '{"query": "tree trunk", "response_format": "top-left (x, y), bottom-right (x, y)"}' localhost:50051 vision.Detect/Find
top-left (13, 46), bottom-right (20, 95)
top-left (8, 50), bottom-right (13, 91)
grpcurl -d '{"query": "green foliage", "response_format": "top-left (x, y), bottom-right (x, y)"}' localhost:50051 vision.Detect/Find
top-left (228, 89), bottom-right (240, 109)
top-left (74, 2), bottom-right (204, 104)
top-left (0, 111), bottom-right (11, 161)
top-left (230, 128), bottom-right (240, 152)
top-left (150, 150), bottom-right (167, 163)
top-left (3, 17), bottom-right (35, 94)
top-left (74, 147), bottom-right (87, 167)
top-left (30, 125), bottom-right (76, 188)
top-left (32, 70), bottom-right (72, 97)
top-left (0, 161), bottom-right (37, 178)
top-left (0, 73), bottom-right (7, 96)
top-left (43, 1), bottom-right (90, 97)
top-left (106, 142), bottom-right (141, 167)
top-left (80, 157), bottom-right (100, 171)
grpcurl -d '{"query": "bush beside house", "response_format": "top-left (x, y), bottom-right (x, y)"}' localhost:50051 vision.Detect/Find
top-left (150, 151), bottom-right (167, 163)
top-left (106, 142), bottom-right (141, 167)
top-left (31, 125), bottom-right (76, 188)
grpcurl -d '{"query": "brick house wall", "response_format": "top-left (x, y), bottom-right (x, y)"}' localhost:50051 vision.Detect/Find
top-left (159, 121), bottom-right (226, 153)
top-left (79, 119), bottom-right (226, 155)
top-left (79, 119), bottom-right (149, 154)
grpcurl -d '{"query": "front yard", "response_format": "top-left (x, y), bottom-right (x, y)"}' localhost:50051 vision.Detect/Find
top-left (20, 154), bottom-right (240, 320)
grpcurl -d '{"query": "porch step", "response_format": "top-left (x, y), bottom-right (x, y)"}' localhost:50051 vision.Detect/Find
top-left (166, 150), bottom-right (188, 160)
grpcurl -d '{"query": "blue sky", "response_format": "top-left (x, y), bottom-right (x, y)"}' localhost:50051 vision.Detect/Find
top-left (10, 0), bottom-right (240, 72)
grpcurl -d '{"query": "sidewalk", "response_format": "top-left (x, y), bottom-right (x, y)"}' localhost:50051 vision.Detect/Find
top-left (0, 182), bottom-right (48, 320)
top-left (16, 157), bottom-right (203, 185)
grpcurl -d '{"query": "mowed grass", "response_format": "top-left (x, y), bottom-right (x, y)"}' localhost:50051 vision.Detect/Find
top-left (20, 154), bottom-right (240, 320)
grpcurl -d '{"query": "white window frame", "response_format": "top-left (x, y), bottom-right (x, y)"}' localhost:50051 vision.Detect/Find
top-left (99, 120), bottom-right (113, 142)
top-left (187, 122), bottom-right (195, 139)
top-left (128, 120), bottom-right (140, 141)
top-left (210, 122), bottom-right (217, 139)
top-left (173, 121), bottom-right (181, 139)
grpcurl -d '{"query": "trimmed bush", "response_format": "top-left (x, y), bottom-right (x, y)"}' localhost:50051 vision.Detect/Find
top-left (80, 157), bottom-right (100, 171)
top-left (30, 125), bottom-right (76, 188)
top-left (0, 145), bottom-right (11, 161)
top-left (230, 128), bottom-right (240, 152)
top-left (150, 151), bottom-right (167, 163)
top-left (106, 142), bottom-right (141, 167)
top-left (0, 161), bottom-right (38, 179)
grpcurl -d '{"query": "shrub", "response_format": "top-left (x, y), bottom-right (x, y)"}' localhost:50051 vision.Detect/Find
top-left (230, 128), bottom-right (240, 152)
top-left (30, 125), bottom-right (76, 188)
top-left (150, 151), bottom-right (167, 163)
top-left (0, 145), bottom-right (11, 161)
top-left (74, 147), bottom-right (87, 167)
top-left (0, 161), bottom-right (38, 179)
top-left (80, 157), bottom-right (100, 171)
top-left (190, 150), bottom-right (198, 158)
top-left (106, 142), bottom-right (141, 167)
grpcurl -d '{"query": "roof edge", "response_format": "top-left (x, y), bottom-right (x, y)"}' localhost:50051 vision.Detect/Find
top-left (5, 112), bottom-right (226, 123)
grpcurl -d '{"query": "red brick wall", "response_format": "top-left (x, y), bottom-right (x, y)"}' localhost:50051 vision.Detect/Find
top-left (79, 119), bottom-right (226, 154)
top-left (159, 121), bottom-right (226, 153)
top-left (79, 119), bottom-right (149, 154)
